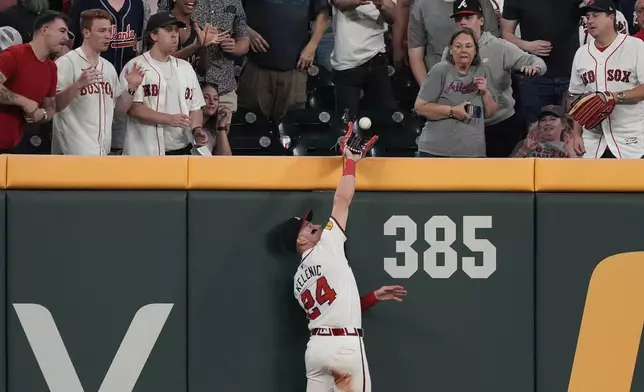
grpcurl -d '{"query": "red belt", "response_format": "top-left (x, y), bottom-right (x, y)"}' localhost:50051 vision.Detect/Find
top-left (311, 327), bottom-right (364, 337)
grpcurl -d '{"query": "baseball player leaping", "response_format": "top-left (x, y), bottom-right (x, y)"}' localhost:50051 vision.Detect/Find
top-left (120, 12), bottom-right (209, 156)
top-left (280, 130), bottom-right (406, 392)
top-left (53, 9), bottom-right (145, 155)
top-left (568, 0), bottom-right (644, 159)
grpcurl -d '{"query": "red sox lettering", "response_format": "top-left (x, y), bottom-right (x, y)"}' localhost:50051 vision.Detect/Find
top-left (580, 69), bottom-right (632, 85)
top-left (80, 81), bottom-right (115, 98)
top-left (143, 84), bottom-right (160, 97)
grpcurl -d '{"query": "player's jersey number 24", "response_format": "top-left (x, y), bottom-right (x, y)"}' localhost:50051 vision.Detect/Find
top-left (300, 276), bottom-right (337, 320)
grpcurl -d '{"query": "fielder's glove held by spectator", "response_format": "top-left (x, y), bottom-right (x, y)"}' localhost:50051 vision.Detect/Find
top-left (338, 121), bottom-right (379, 156)
top-left (567, 91), bottom-right (616, 129)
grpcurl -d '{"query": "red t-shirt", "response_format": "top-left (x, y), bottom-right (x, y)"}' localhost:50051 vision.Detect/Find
top-left (0, 43), bottom-right (56, 150)
top-left (635, 30), bottom-right (644, 41)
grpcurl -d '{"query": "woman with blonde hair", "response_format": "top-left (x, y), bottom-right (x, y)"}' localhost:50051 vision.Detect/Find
top-left (512, 105), bottom-right (577, 158)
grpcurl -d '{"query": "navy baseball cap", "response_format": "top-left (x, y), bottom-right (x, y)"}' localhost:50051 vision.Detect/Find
top-left (280, 210), bottom-right (314, 253)
top-left (451, 0), bottom-right (483, 18)
top-left (580, 0), bottom-right (616, 14)
top-left (538, 105), bottom-right (565, 119)
top-left (145, 12), bottom-right (186, 36)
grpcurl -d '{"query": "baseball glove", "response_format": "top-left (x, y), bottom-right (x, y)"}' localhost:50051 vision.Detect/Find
top-left (567, 91), bottom-right (616, 129)
top-left (338, 121), bottom-right (379, 156)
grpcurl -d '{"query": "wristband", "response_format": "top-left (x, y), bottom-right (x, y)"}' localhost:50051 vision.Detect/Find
top-left (360, 291), bottom-right (378, 312)
top-left (343, 159), bottom-right (356, 177)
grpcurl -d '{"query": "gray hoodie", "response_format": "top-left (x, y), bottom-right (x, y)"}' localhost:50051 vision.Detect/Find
top-left (442, 31), bottom-right (547, 125)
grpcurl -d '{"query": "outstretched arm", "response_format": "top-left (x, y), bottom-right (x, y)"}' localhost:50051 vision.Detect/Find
top-left (330, 149), bottom-right (362, 229)
top-left (361, 285), bottom-right (407, 312)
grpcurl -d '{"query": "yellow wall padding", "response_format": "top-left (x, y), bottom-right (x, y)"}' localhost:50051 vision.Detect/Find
top-left (535, 159), bottom-right (644, 192)
top-left (4, 155), bottom-right (644, 192)
top-left (188, 156), bottom-right (535, 191)
top-left (0, 156), bottom-right (6, 189)
top-left (5, 155), bottom-right (189, 189)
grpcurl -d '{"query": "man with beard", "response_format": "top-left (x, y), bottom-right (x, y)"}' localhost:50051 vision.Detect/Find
top-left (121, 12), bottom-right (208, 155)
top-left (0, 10), bottom-right (68, 152)
top-left (53, 9), bottom-right (145, 155)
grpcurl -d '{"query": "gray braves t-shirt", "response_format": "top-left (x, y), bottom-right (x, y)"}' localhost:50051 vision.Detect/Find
top-left (417, 61), bottom-right (496, 157)
top-left (511, 140), bottom-right (570, 158)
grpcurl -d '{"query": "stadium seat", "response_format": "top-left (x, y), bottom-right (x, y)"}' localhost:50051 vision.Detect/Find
top-left (278, 108), bottom-right (345, 157)
top-left (11, 123), bottom-right (52, 154)
top-left (356, 109), bottom-right (421, 157)
top-left (228, 109), bottom-right (286, 156)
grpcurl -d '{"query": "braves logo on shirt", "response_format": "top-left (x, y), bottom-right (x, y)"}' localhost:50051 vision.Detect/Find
top-left (444, 79), bottom-right (478, 94)
top-left (110, 24), bottom-right (137, 49)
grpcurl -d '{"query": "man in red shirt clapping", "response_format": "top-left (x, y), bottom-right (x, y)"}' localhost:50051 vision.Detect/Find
top-left (0, 10), bottom-right (70, 152)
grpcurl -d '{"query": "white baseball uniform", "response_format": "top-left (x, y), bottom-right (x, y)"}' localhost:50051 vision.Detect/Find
top-left (120, 52), bottom-right (204, 155)
top-left (293, 217), bottom-right (371, 392)
top-left (569, 33), bottom-right (644, 158)
top-left (52, 48), bottom-right (121, 155)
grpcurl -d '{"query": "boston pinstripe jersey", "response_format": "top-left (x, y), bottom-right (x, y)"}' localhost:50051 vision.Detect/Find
top-left (569, 33), bottom-right (644, 158)
top-left (52, 48), bottom-right (122, 155)
top-left (69, 0), bottom-right (144, 74)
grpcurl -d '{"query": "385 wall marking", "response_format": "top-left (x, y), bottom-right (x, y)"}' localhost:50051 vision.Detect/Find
top-left (383, 215), bottom-right (497, 279)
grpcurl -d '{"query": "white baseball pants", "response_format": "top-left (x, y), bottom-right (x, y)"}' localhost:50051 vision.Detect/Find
top-left (304, 335), bottom-right (371, 392)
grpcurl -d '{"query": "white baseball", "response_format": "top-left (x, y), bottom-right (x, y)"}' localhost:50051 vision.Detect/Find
top-left (359, 117), bottom-right (371, 130)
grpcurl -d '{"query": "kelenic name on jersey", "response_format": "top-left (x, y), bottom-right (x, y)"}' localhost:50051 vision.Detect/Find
top-left (294, 264), bottom-right (322, 295)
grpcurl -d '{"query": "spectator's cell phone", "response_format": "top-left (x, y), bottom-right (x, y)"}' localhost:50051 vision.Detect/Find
top-left (465, 104), bottom-right (482, 118)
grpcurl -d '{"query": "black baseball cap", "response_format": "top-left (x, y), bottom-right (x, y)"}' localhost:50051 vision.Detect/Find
top-left (144, 12), bottom-right (186, 36)
top-left (580, 0), bottom-right (616, 14)
top-left (451, 0), bottom-right (483, 18)
top-left (280, 210), bottom-right (314, 253)
top-left (538, 105), bottom-right (565, 119)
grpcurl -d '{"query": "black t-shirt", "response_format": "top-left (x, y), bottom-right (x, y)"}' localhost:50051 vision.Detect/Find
top-left (0, 4), bottom-right (37, 44)
top-left (244, 0), bottom-right (329, 71)
top-left (503, 0), bottom-right (582, 78)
